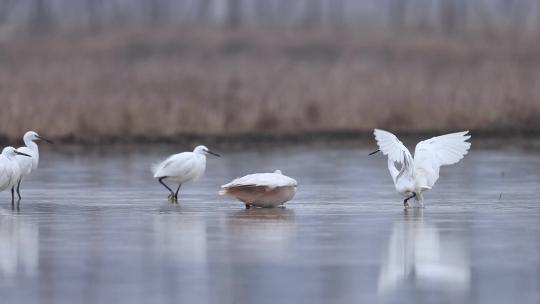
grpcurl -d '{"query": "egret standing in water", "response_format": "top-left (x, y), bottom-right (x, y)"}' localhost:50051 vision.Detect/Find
top-left (370, 129), bottom-right (471, 208)
top-left (15, 131), bottom-right (53, 200)
top-left (220, 170), bottom-right (298, 209)
top-left (152, 145), bottom-right (220, 201)
top-left (0, 147), bottom-right (31, 204)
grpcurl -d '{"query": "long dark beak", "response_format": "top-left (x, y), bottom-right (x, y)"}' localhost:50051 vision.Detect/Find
top-left (207, 150), bottom-right (221, 157)
top-left (15, 151), bottom-right (32, 157)
top-left (368, 149), bottom-right (380, 156)
top-left (37, 135), bottom-right (54, 144)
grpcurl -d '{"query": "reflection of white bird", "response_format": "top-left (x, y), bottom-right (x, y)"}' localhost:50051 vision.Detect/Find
top-left (223, 208), bottom-right (296, 262)
top-left (378, 210), bottom-right (470, 296)
top-left (220, 170), bottom-right (297, 209)
top-left (371, 129), bottom-right (471, 207)
top-left (152, 145), bottom-right (220, 201)
top-left (15, 131), bottom-right (53, 200)
top-left (0, 211), bottom-right (39, 277)
top-left (153, 215), bottom-right (207, 264)
top-left (0, 147), bottom-right (32, 204)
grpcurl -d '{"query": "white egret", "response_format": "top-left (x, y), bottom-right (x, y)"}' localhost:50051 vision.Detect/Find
top-left (0, 147), bottom-right (31, 204)
top-left (15, 131), bottom-right (53, 199)
top-left (220, 170), bottom-right (297, 209)
top-left (371, 129), bottom-right (471, 208)
top-left (152, 145), bottom-right (220, 201)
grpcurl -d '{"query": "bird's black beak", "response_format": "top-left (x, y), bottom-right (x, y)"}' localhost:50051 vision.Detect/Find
top-left (15, 151), bottom-right (32, 157)
top-left (37, 135), bottom-right (54, 144)
top-left (207, 150), bottom-right (221, 157)
top-left (368, 149), bottom-right (380, 156)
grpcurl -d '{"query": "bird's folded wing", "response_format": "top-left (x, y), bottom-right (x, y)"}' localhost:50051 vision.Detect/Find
top-left (153, 153), bottom-right (196, 178)
top-left (414, 131), bottom-right (471, 169)
top-left (373, 129), bottom-right (414, 166)
top-left (221, 173), bottom-right (296, 189)
top-left (0, 162), bottom-right (10, 186)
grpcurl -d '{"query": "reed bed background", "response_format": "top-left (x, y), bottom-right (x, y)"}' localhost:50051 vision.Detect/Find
top-left (0, 28), bottom-right (539, 143)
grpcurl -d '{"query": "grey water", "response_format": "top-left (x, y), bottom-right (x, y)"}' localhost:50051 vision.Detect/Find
top-left (0, 145), bottom-right (539, 304)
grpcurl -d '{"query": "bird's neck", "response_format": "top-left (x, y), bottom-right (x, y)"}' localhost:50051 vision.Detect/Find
top-left (25, 139), bottom-right (39, 153)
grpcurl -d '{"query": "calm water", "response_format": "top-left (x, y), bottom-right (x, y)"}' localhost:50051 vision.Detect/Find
top-left (0, 145), bottom-right (539, 304)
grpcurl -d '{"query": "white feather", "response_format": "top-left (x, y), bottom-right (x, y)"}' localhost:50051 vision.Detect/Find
top-left (373, 129), bottom-right (471, 206)
top-left (220, 170), bottom-right (297, 207)
top-left (153, 152), bottom-right (206, 184)
top-left (221, 170), bottom-right (297, 189)
top-left (0, 147), bottom-right (24, 192)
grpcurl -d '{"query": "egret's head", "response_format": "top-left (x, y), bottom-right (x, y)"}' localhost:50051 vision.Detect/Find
top-left (2, 146), bottom-right (31, 159)
top-left (194, 145), bottom-right (220, 157)
top-left (24, 131), bottom-right (53, 144)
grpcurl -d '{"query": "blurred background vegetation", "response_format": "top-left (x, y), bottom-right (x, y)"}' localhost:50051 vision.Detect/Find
top-left (0, 0), bottom-right (539, 143)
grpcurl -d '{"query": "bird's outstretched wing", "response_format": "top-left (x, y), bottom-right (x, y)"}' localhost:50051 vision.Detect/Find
top-left (414, 131), bottom-right (471, 171)
top-left (373, 129), bottom-right (414, 183)
top-left (374, 129), bottom-right (413, 164)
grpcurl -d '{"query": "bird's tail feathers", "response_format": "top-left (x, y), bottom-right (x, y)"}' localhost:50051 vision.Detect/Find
top-left (151, 161), bottom-right (163, 177)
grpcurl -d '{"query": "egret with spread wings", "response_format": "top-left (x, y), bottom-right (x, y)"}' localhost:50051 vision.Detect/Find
top-left (152, 145), bottom-right (220, 202)
top-left (371, 129), bottom-right (471, 208)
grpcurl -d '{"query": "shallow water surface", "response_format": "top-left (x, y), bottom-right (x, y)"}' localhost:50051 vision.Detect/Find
top-left (0, 146), bottom-right (539, 304)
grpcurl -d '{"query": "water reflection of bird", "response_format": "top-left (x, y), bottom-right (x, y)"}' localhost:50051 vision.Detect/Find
top-left (15, 131), bottom-right (53, 200)
top-left (152, 145), bottom-right (220, 202)
top-left (220, 170), bottom-right (297, 209)
top-left (152, 213), bottom-right (207, 264)
top-left (377, 210), bottom-right (470, 297)
top-left (0, 210), bottom-right (39, 278)
top-left (370, 129), bottom-right (471, 207)
top-left (222, 208), bottom-right (295, 262)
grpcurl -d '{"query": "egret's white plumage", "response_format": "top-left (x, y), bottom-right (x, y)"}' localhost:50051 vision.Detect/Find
top-left (373, 129), bottom-right (471, 207)
top-left (153, 145), bottom-right (220, 201)
top-left (220, 170), bottom-right (298, 208)
top-left (0, 147), bottom-right (31, 203)
top-left (15, 131), bottom-right (53, 199)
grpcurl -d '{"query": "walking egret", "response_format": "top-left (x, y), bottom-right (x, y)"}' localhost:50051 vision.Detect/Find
top-left (370, 129), bottom-right (471, 208)
top-left (15, 131), bottom-right (53, 199)
top-left (0, 147), bottom-right (31, 204)
top-left (152, 145), bottom-right (220, 201)
top-left (220, 170), bottom-right (297, 209)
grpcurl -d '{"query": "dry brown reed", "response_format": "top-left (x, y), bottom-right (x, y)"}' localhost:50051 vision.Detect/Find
top-left (0, 28), bottom-right (539, 143)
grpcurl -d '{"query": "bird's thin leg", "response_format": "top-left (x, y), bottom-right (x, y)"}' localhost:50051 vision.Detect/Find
top-left (11, 187), bottom-right (15, 206)
top-left (403, 193), bottom-right (416, 208)
top-left (158, 177), bottom-right (175, 197)
top-left (16, 179), bottom-right (22, 200)
top-left (174, 184), bottom-right (182, 201)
